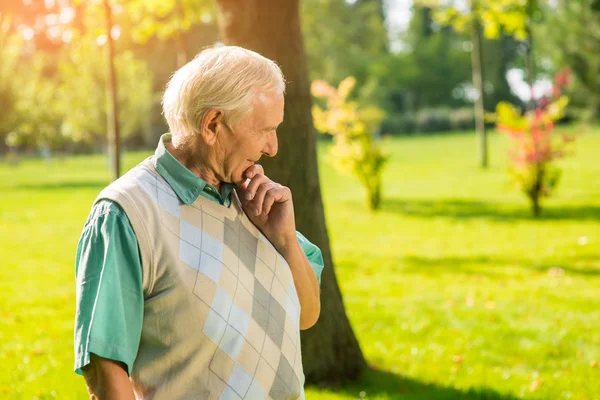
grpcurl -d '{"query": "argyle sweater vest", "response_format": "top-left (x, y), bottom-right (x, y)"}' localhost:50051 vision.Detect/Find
top-left (95, 158), bottom-right (305, 400)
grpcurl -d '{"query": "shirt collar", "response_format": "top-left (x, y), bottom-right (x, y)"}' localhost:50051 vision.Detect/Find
top-left (152, 133), bottom-right (235, 206)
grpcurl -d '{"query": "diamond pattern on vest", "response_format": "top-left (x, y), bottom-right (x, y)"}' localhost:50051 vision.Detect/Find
top-left (134, 166), bottom-right (304, 400)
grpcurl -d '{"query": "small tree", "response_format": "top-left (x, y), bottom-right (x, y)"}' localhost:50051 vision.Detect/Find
top-left (311, 77), bottom-right (388, 210)
top-left (494, 69), bottom-right (576, 217)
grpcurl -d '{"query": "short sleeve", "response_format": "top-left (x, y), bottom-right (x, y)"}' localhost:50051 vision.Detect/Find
top-left (74, 200), bottom-right (144, 376)
top-left (296, 231), bottom-right (325, 285)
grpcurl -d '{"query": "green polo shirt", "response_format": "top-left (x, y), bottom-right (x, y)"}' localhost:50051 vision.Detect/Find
top-left (74, 134), bottom-right (324, 375)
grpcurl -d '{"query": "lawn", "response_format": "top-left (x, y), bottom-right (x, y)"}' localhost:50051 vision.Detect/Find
top-left (1, 128), bottom-right (599, 399)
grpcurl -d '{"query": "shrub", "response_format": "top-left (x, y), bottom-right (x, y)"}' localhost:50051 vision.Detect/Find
top-left (311, 77), bottom-right (388, 210)
top-left (494, 68), bottom-right (577, 217)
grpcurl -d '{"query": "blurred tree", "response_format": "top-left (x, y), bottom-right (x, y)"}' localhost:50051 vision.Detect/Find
top-left (124, 0), bottom-right (214, 66)
top-left (104, 0), bottom-right (121, 181)
top-left (494, 69), bottom-right (573, 217)
top-left (301, 0), bottom-right (388, 92)
top-left (541, 0), bottom-right (600, 119)
top-left (56, 36), bottom-right (154, 148)
top-left (378, 5), bottom-right (520, 135)
top-left (415, 0), bottom-right (538, 167)
top-left (387, 5), bottom-right (472, 112)
top-left (482, 34), bottom-right (523, 109)
top-left (8, 55), bottom-right (65, 151)
top-left (0, 27), bottom-right (23, 146)
top-left (216, 0), bottom-right (366, 384)
top-left (419, 0), bottom-right (489, 166)
top-left (312, 77), bottom-right (388, 210)
top-left (111, 0), bottom-right (220, 146)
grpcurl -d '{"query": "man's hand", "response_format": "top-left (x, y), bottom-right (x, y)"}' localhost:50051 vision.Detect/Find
top-left (235, 165), bottom-right (321, 329)
top-left (235, 164), bottom-right (296, 252)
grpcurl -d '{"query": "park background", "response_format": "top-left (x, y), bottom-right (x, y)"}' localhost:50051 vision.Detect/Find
top-left (1, 0), bottom-right (599, 399)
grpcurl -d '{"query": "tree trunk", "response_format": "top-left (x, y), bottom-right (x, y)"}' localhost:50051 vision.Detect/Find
top-left (175, 0), bottom-right (190, 67)
top-left (104, 0), bottom-right (120, 181)
top-left (175, 31), bottom-right (190, 68)
top-left (216, 0), bottom-right (366, 384)
top-left (530, 164), bottom-right (543, 218)
top-left (366, 179), bottom-right (381, 211)
top-left (471, 10), bottom-right (487, 168)
top-left (525, 0), bottom-right (536, 109)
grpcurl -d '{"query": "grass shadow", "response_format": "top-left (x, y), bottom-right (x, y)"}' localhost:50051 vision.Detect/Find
top-left (380, 198), bottom-right (600, 222)
top-left (401, 254), bottom-right (600, 278)
top-left (313, 366), bottom-right (521, 400)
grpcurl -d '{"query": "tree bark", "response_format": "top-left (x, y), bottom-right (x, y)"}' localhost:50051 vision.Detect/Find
top-left (215, 0), bottom-right (366, 384)
top-left (471, 6), bottom-right (487, 168)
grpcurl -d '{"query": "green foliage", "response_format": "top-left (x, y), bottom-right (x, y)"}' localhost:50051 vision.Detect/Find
top-left (384, 6), bottom-right (472, 112)
top-left (8, 56), bottom-right (65, 150)
top-left (5, 36), bottom-right (153, 151)
top-left (539, 0), bottom-right (600, 120)
top-left (481, 34), bottom-right (524, 108)
top-left (418, 0), bottom-right (538, 40)
top-left (123, 0), bottom-right (214, 44)
top-left (311, 77), bottom-right (388, 210)
top-left (73, 0), bottom-right (214, 44)
top-left (0, 28), bottom-right (24, 141)
top-left (56, 37), bottom-right (154, 145)
top-left (302, 0), bottom-right (388, 99)
top-left (379, 5), bottom-right (521, 135)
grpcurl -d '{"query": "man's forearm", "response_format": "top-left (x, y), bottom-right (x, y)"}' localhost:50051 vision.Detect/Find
top-left (82, 354), bottom-right (136, 400)
top-left (278, 239), bottom-right (321, 330)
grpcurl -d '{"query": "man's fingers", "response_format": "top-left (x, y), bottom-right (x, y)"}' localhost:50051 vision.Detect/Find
top-left (245, 164), bottom-right (264, 179)
top-left (238, 167), bottom-right (292, 217)
top-left (244, 174), bottom-right (270, 201)
top-left (262, 187), bottom-right (288, 215)
top-left (251, 182), bottom-right (277, 216)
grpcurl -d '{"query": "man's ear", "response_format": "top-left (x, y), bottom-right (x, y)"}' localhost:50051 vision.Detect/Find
top-left (199, 108), bottom-right (225, 146)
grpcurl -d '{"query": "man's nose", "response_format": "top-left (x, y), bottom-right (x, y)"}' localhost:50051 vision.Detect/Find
top-left (262, 131), bottom-right (278, 157)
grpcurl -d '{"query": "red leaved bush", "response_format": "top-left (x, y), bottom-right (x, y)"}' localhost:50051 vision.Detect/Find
top-left (494, 68), bottom-right (577, 217)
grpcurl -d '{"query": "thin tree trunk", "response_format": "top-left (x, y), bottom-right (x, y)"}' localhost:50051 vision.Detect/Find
top-left (526, 0), bottom-right (536, 109)
top-left (216, 0), bottom-right (366, 384)
top-left (471, 9), bottom-right (487, 168)
top-left (175, 31), bottom-right (190, 68)
top-left (104, 0), bottom-right (120, 181)
top-left (530, 163), bottom-right (543, 217)
top-left (175, 0), bottom-right (190, 67)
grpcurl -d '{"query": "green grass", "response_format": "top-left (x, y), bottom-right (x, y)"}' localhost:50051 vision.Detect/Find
top-left (1, 128), bottom-right (599, 399)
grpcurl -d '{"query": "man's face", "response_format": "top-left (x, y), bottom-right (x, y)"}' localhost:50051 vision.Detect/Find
top-left (217, 91), bottom-right (284, 185)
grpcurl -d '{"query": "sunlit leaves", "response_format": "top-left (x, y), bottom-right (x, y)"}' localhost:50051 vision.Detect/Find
top-left (123, 0), bottom-right (214, 43)
top-left (417, 0), bottom-right (537, 40)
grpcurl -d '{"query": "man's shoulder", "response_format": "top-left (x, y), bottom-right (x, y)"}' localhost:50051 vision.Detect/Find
top-left (96, 157), bottom-right (159, 202)
top-left (94, 156), bottom-right (183, 227)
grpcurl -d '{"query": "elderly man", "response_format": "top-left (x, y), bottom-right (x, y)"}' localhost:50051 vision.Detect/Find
top-left (74, 46), bottom-right (323, 400)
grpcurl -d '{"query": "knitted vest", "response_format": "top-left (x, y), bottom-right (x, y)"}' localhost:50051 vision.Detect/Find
top-left (95, 158), bottom-right (305, 400)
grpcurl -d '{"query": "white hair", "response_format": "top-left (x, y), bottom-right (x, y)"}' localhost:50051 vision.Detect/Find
top-left (162, 45), bottom-right (286, 143)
